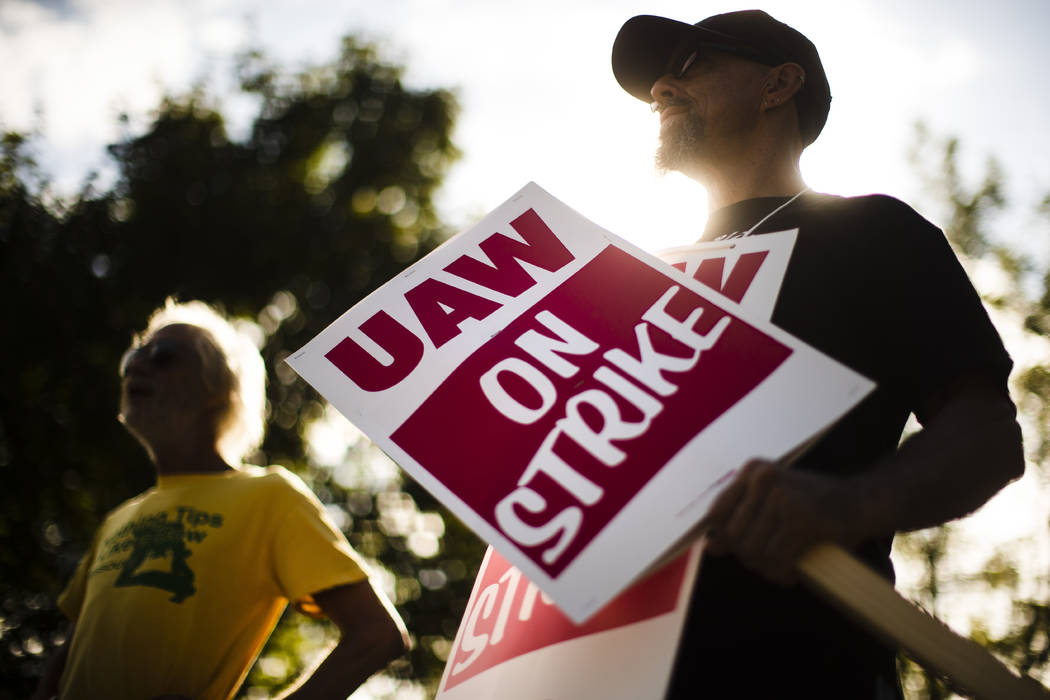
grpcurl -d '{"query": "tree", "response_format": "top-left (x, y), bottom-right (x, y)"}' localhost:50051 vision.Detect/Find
top-left (0, 37), bottom-right (486, 699)
top-left (893, 125), bottom-right (1050, 698)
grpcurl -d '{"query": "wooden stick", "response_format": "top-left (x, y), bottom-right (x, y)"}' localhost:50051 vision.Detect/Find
top-left (798, 543), bottom-right (1050, 700)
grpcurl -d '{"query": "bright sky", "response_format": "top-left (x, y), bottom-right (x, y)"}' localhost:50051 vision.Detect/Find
top-left (3, 0), bottom-right (1049, 256)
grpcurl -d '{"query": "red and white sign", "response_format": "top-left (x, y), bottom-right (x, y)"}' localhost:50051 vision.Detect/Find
top-left (435, 229), bottom-right (813, 699)
top-left (288, 182), bottom-right (873, 621)
top-left (657, 229), bottom-right (798, 321)
top-left (436, 544), bottom-right (702, 700)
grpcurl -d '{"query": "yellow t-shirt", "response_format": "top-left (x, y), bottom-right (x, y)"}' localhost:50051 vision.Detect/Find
top-left (57, 465), bottom-right (369, 700)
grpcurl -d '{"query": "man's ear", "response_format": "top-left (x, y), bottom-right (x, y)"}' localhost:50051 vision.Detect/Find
top-left (761, 62), bottom-right (806, 111)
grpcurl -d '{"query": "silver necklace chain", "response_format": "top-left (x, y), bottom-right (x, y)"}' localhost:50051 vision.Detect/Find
top-left (714, 186), bottom-right (810, 241)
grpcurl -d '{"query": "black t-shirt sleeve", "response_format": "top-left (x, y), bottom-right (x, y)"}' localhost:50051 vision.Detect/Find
top-left (853, 196), bottom-right (1012, 422)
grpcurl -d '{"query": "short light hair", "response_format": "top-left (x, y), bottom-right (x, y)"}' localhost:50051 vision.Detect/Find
top-left (136, 298), bottom-right (266, 464)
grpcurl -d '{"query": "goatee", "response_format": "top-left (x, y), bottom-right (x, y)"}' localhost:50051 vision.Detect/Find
top-left (655, 111), bottom-right (705, 174)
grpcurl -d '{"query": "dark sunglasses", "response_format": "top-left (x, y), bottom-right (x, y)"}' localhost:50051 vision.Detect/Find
top-left (671, 40), bottom-right (787, 80)
top-left (119, 339), bottom-right (188, 377)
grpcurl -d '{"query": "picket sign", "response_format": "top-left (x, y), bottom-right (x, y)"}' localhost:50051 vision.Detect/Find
top-left (429, 232), bottom-right (1050, 700)
top-left (435, 544), bottom-right (702, 700)
top-left (288, 182), bottom-right (874, 622)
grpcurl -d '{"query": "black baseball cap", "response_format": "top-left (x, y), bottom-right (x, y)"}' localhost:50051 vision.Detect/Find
top-left (611, 11), bottom-right (832, 145)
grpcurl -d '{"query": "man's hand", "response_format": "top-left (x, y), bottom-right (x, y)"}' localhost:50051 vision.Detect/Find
top-left (698, 377), bottom-right (1024, 587)
top-left (700, 459), bottom-right (861, 585)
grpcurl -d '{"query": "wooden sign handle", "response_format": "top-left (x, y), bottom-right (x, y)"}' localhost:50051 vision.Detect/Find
top-left (798, 543), bottom-right (1050, 700)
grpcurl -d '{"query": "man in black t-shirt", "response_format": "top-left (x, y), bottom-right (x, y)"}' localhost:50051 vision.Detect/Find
top-left (611, 11), bottom-right (1024, 699)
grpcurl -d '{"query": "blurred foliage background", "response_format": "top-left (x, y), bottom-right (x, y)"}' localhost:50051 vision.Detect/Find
top-left (1, 36), bottom-right (485, 699)
top-left (2, 31), bottom-right (1050, 700)
top-left (889, 127), bottom-right (1050, 699)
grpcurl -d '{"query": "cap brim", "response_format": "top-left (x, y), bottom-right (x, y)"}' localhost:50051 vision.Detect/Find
top-left (612, 15), bottom-right (766, 102)
top-left (612, 16), bottom-right (697, 102)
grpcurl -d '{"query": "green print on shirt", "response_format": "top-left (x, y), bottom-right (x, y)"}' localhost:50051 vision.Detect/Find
top-left (92, 506), bottom-right (224, 604)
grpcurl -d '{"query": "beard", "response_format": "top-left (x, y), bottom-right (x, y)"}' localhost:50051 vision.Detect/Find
top-left (654, 109), bottom-right (705, 175)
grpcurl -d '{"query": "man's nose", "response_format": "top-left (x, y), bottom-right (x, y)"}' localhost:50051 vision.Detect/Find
top-left (650, 74), bottom-right (682, 107)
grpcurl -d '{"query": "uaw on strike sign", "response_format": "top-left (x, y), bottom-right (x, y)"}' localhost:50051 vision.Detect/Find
top-left (434, 227), bottom-right (819, 700)
top-left (287, 182), bottom-right (874, 623)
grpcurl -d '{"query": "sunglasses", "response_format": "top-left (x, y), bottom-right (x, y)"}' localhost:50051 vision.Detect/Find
top-left (119, 339), bottom-right (188, 377)
top-left (671, 40), bottom-right (787, 81)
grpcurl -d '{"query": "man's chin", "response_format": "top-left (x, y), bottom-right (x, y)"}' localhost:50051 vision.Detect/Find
top-left (655, 143), bottom-right (699, 175)
top-left (655, 122), bottom-right (704, 174)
